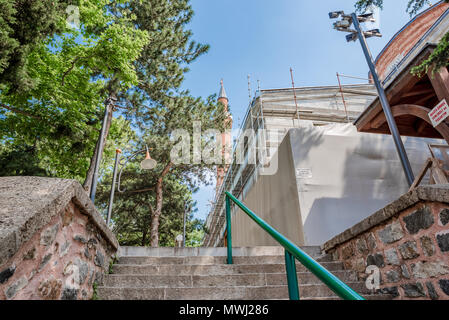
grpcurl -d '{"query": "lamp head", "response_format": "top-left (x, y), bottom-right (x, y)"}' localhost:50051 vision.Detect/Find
top-left (364, 29), bottom-right (382, 38)
top-left (346, 32), bottom-right (358, 42)
top-left (140, 148), bottom-right (157, 170)
top-left (333, 19), bottom-right (351, 29)
top-left (357, 12), bottom-right (375, 23)
top-left (329, 11), bottom-right (344, 19)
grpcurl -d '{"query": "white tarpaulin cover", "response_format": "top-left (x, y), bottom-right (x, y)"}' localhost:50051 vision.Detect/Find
top-left (289, 123), bottom-right (440, 245)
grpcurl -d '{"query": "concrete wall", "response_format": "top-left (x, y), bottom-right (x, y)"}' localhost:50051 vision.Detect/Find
top-left (232, 134), bottom-right (305, 247)
top-left (230, 123), bottom-right (439, 247)
top-left (0, 177), bottom-right (118, 300)
top-left (323, 185), bottom-right (449, 300)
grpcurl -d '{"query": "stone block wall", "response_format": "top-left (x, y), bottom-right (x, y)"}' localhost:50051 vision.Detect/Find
top-left (323, 185), bottom-right (449, 300)
top-left (0, 177), bottom-right (119, 300)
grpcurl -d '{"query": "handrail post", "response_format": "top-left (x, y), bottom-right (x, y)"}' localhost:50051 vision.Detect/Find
top-left (285, 250), bottom-right (300, 300)
top-left (226, 195), bottom-right (233, 264)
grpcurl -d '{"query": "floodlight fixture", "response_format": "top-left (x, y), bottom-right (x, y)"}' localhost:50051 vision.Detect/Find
top-left (346, 32), bottom-right (358, 42)
top-left (364, 29), bottom-right (382, 39)
top-left (329, 11), bottom-right (344, 19)
top-left (357, 12), bottom-right (376, 23)
top-left (333, 19), bottom-right (351, 29)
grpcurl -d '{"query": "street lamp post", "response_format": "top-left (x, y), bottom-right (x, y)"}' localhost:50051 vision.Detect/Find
top-left (106, 149), bottom-right (121, 227)
top-left (106, 145), bottom-right (157, 227)
top-left (183, 205), bottom-right (187, 248)
top-left (183, 203), bottom-right (192, 248)
top-left (329, 11), bottom-right (415, 186)
top-left (90, 95), bottom-right (117, 203)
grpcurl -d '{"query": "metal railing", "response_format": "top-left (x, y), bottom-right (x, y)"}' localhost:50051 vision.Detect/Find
top-left (225, 191), bottom-right (365, 300)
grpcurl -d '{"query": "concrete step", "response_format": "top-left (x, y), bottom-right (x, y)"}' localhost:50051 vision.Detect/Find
top-left (112, 262), bottom-right (345, 276)
top-left (103, 273), bottom-right (267, 288)
top-left (266, 271), bottom-right (358, 285)
top-left (102, 270), bottom-right (358, 288)
top-left (117, 254), bottom-right (333, 266)
top-left (99, 245), bottom-right (394, 301)
top-left (97, 284), bottom-right (387, 300)
top-left (298, 282), bottom-right (375, 298)
top-left (118, 246), bottom-right (323, 258)
top-left (98, 285), bottom-right (290, 300)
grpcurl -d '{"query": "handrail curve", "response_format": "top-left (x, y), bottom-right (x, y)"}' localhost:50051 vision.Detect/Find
top-left (225, 191), bottom-right (365, 301)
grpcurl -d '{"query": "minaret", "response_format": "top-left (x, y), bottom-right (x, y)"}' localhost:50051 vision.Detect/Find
top-left (216, 80), bottom-right (232, 195)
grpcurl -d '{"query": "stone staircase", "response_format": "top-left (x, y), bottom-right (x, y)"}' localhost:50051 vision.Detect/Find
top-left (98, 246), bottom-right (391, 300)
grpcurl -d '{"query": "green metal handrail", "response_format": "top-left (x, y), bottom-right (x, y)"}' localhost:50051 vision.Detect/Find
top-left (225, 191), bottom-right (365, 301)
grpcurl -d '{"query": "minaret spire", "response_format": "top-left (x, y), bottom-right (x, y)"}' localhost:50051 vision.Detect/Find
top-left (216, 79), bottom-right (232, 196)
top-left (218, 79), bottom-right (228, 105)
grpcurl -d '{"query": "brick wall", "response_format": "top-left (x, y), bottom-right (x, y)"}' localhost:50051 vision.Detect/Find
top-left (375, 2), bottom-right (449, 81)
top-left (323, 185), bottom-right (449, 300)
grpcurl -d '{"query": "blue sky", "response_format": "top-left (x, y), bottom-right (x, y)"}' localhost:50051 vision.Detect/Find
top-left (181, 0), bottom-right (433, 220)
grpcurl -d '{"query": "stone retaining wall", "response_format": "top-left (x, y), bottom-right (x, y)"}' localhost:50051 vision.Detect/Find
top-left (0, 177), bottom-right (119, 300)
top-left (323, 185), bottom-right (449, 300)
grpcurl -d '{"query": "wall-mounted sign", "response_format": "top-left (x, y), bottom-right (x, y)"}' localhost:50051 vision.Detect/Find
top-left (296, 168), bottom-right (313, 179)
top-left (429, 99), bottom-right (449, 128)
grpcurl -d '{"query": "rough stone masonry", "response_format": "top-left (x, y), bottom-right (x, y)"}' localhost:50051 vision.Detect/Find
top-left (0, 177), bottom-right (118, 300)
top-left (323, 185), bottom-right (449, 300)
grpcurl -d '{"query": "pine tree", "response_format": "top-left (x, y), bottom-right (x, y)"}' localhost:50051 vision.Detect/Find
top-left (0, 0), bottom-right (148, 181)
top-left (0, 0), bottom-right (75, 92)
top-left (1, 0), bottom-right (223, 247)
top-left (81, 0), bottom-right (211, 194)
top-left (95, 168), bottom-right (204, 247)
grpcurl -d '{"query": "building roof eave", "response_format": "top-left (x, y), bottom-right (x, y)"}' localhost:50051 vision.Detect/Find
top-left (354, 43), bottom-right (438, 129)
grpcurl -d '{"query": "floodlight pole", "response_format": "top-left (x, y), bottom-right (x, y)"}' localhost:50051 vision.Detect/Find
top-left (351, 13), bottom-right (415, 186)
top-left (90, 95), bottom-right (116, 203)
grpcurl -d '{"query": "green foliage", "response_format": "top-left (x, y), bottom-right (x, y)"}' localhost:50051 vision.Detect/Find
top-left (95, 166), bottom-right (206, 247)
top-left (0, 0), bottom-right (222, 247)
top-left (0, 0), bottom-right (72, 92)
top-left (0, 0), bottom-right (148, 182)
top-left (0, 143), bottom-right (48, 176)
top-left (411, 31), bottom-right (449, 76)
top-left (111, 0), bottom-right (211, 114)
top-left (91, 282), bottom-right (99, 300)
top-left (355, 0), bottom-right (449, 75)
top-left (355, 0), bottom-right (442, 15)
top-left (93, 0), bottom-right (222, 247)
top-left (186, 226), bottom-right (205, 247)
top-left (108, 255), bottom-right (118, 274)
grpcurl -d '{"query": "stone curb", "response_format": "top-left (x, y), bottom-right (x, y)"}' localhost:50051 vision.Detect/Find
top-left (0, 177), bottom-right (118, 267)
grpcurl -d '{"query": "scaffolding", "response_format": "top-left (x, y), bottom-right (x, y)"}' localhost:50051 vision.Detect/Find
top-left (203, 90), bottom-right (266, 247)
top-left (202, 83), bottom-right (377, 247)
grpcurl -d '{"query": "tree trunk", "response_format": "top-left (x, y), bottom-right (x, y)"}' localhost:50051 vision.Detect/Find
top-left (149, 162), bottom-right (173, 247)
top-left (150, 212), bottom-right (161, 247)
top-left (82, 99), bottom-right (115, 194)
top-left (141, 228), bottom-right (147, 246)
